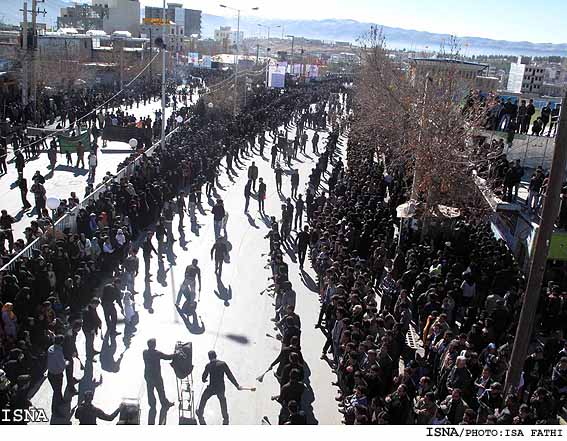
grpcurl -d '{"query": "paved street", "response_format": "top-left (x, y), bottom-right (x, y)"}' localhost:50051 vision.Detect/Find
top-left (0, 97), bottom-right (179, 243)
top-left (30, 114), bottom-right (345, 425)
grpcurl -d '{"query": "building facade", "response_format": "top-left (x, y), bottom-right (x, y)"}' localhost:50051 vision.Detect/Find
top-left (57, 4), bottom-right (106, 32)
top-left (214, 26), bottom-right (243, 47)
top-left (92, 0), bottom-right (141, 36)
top-left (144, 4), bottom-right (202, 38)
top-left (140, 20), bottom-right (185, 53)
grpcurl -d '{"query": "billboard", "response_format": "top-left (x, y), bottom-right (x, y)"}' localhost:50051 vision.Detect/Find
top-left (143, 18), bottom-right (167, 25)
top-left (201, 55), bottom-right (212, 69)
top-left (188, 52), bottom-right (199, 65)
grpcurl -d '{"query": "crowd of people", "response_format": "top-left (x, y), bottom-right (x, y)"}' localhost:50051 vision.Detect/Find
top-left (0, 73), bottom-right (348, 423)
top-left (485, 97), bottom-right (561, 137)
top-left (1, 67), bottom-right (566, 426)
top-left (294, 98), bottom-right (567, 424)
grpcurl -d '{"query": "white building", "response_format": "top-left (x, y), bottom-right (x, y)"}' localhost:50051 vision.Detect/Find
top-left (92, 0), bottom-right (140, 37)
top-left (507, 57), bottom-right (545, 94)
top-left (214, 26), bottom-right (243, 47)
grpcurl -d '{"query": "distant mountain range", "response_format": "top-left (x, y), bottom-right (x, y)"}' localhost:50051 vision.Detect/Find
top-left (2, 1), bottom-right (567, 57)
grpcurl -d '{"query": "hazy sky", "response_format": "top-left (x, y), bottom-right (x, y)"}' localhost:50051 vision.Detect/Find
top-left (141, 0), bottom-right (566, 44)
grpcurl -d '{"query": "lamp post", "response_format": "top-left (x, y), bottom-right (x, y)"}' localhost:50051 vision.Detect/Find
top-left (220, 3), bottom-right (259, 115)
top-left (286, 35), bottom-right (295, 67)
top-left (257, 24), bottom-right (281, 56)
top-left (46, 197), bottom-right (60, 221)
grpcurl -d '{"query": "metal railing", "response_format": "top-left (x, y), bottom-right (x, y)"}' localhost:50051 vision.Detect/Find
top-left (0, 124), bottom-right (183, 273)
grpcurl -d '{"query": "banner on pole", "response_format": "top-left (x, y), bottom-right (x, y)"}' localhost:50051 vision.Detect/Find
top-left (57, 129), bottom-right (91, 154)
top-left (188, 52), bottom-right (199, 65)
top-left (201, 55), bottom-right (212, 69)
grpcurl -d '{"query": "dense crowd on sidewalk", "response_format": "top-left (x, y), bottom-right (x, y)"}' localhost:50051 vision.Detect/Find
top-left (0, 77), bottom-right (346, 422)
top-left (299, 105), bottom-right (567, 424)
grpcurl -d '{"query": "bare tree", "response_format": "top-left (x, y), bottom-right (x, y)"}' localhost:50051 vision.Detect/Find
top-left (353, 26), bottom-right (498, 220)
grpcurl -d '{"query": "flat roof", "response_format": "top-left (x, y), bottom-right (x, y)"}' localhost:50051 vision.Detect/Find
top-left (412, 58), bottom-right (489, 69)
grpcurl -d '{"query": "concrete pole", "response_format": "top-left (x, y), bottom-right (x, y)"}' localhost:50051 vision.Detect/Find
top-left (161, 0), bottom-right (166, 150)
top-left (233, 9), bottom-right (240, 116)
top-left (30, 0), bottom-right (37, 103)
top-left (21, 2), bottom-right (29, 106)
top-left (505, 92), bottom-right (567, 394)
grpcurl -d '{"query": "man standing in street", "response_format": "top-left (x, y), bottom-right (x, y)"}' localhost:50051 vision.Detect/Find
top-left (83, 297), bottom-right (102, 361)
top-left (296, 225), bottom-right (310, 270)
top-left (180, 258), bottom-right (202, 304)
top-left (0, 144), bottom-right (7, 174)
top-left (143, 338), bottom-right (175, 409)
top-left (244, 179), bottom-right (252, 213)
top-left (212, 199), bottom-right (225, 239)
top-left (247, 161), bottom-right (258, 191)
top-left (142, 231), bottom-right (157, 280)
top-left (211, 236), bottom-right (228, 277)
top-left (0, 209), bottom-right (15, 253)
top-left (76, 141), bottom-right (85, 168)
top-left (258, 178), bottom-right (266, 214)
top-left (30, 180), bottom-right (46, 218)
top-left (312, 131), bottom-right (319, 154)
top-left (275, 164), bottom-right (283, 193)
top-left (101, 278), bottom-right (124, 335)
top-left (291, 169), bottom-right (299, 198)
top-left (47, 335), bottom-right (67, 413)
top-left (17, 176), bottom-right (32, 210)
top-left (88, 152), bottom-right (97, 183)
top-left (196, 350), bottom-right (242, 425)
top-left (294, 194), bottom-right (305, 230)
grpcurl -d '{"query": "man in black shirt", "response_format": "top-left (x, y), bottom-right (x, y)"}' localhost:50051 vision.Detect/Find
top-left (101, 278), bottom-right (124, 335)
top-left (141, 231), bottom-right (157, 280)
top-left (143, 338), bottom-right (175, 409)
top-left (197, 350), bottom-right (241, 425)
top-left (83, 298), bottom-right (102, 360)
top-left (211, 236), bottom-right (228, 277)
top-left (272, 369), bottom-right (306, 424)
top-left (296, 225), bottom-right (310, 269)
top-left (75, 390), bottom-right (120, 425)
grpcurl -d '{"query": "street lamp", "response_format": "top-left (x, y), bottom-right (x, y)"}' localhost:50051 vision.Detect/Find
top-left (286, 34), bottom-right (295, 71)
top-left (46, 197), bottom-right (60, 220)
top-left (257, 24), bottom-right (281, 49)
top-left (219, 3), bottom-right (259, 115)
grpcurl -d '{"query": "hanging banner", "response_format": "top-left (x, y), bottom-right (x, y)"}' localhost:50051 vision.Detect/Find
top-left (188, 52), bottom-right (199, 65)
top-left (201, 55), bottom-right (212, 69)
top-left (307, 64), bottom-right (319, 78)
top-left (57, 129), bottom-right (91, 154)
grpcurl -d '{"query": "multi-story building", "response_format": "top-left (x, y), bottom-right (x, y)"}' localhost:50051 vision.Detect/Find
top-left (57, 0), bottom-right (140, 36)
top-left (506, 57), bottom-right (545, 94)
top-left (214, 26), bottom-right (243, 47)
top-left (410, 58), bottom-right (490, 94)
top-left (140, 20), bottom-right (185, 53)
top-left (57, 4), bottom-right (106, 32)
top-left (144, 4), bottom-right (202, 38)
top-left (92, 0), bottom-right (140, 36)
top-left (521, 64), bottom-right (545, 94)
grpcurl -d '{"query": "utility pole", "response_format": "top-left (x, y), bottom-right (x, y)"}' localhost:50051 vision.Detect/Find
top-left (149, 27), bottom-right (152, 85)
top-left (233, 9), bottom-right (240, 116)
top-left (161, 0), bottom-right (166, 150)
top-left (30, 0), bottom-right (37, 103)
top-left (505, 93), bottom-right (567, 394)
top-left (21, 2), bottom-right (29, 106)
top-left (20, 0), bottom-right (45, 106)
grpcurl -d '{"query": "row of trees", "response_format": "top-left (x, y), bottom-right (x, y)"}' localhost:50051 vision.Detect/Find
top-left (353, 26), bottom-right (498, 219)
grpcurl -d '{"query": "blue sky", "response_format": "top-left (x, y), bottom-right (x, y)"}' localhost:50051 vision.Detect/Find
top-left (142, 0), bottom-right (567, 44)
